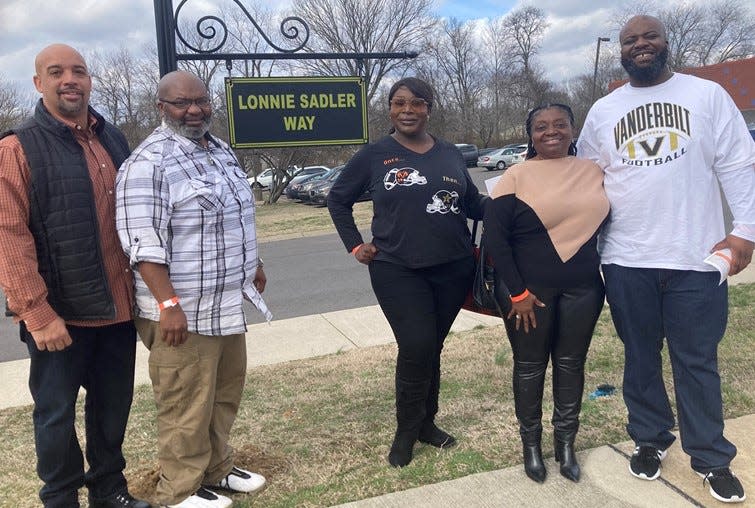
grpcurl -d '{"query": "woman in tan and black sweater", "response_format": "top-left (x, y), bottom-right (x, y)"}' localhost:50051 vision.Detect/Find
top-left (484, 103), bottom-right (609, 484)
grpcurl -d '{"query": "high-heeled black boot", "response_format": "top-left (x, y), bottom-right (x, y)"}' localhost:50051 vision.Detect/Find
top-left (554, 438), bottom-right (580, 482)
top-left (523, 439), bottom-right (546, 483)
top-left (512, 360), bottom-right (548, 483)
top-left (552, 354), bottom-right (585, 482)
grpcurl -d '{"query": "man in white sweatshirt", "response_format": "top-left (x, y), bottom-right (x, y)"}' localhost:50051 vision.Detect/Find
top-left (578, 15), bottom-right (754, 504)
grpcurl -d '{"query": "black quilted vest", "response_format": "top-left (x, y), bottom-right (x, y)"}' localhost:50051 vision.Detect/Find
top-left (1, 100), bottom-right (130, 320)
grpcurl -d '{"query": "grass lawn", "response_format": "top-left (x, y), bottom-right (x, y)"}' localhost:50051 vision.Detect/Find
top-left (255, 199), bottom-right (373, 241)
top-left (1, 284), bottom-right (753, 507)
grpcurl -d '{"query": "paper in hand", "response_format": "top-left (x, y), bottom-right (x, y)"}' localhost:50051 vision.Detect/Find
top-left (703, 248), bottom-right (732, 285)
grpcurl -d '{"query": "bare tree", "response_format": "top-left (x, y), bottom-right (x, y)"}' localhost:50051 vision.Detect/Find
top-left (612, 0), bottom-right (754, 68)
top-left (291, 0), bottom-right (436, 101)
top-left (89, 47), bottom-right (161, 147)
top-left (219, 0), bottom-right (280, 78)
top-left (502, 6), bottom-right (549, 76)
top-left (697, 0), bottom-right (755, 65)
top-left (661, 3), bottom-right (706, 69)
top-left (425, 18), bottom-right (486, 143)
top-left (0, 77), bottom-right (34, 133)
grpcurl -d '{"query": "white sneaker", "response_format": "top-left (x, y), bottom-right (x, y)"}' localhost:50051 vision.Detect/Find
top-left (207, 466), bottom-right (266, 493)
top-left (165, 487), bottom-right (232, 508)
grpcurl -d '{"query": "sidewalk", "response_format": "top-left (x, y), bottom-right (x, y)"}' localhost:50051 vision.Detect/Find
top-left (0, 266), bottom-right (752, 507)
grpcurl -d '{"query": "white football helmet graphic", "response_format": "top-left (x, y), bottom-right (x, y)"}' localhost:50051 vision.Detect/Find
top-left (426, 190), bottom-right (460, 214)
top-left (383, 167), bottom-right (427, 190)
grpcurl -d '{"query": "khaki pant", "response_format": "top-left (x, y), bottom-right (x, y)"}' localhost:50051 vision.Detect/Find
top-left (135, 317), bottom-right (247, 505)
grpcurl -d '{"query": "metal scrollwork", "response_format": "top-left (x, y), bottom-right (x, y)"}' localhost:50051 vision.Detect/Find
top-left (174, 0), bottom-right (309, 54)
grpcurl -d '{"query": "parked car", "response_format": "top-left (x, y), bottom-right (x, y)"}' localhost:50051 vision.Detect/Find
top-left (307, 165), bottom-right (371, 206)
top-left (283, 166), bottom-right (330, 200)
top-left (247, 168), bottom-right (274, 188)
top-left (295, 165), bottom-right (330, 178)
top-left (477, 147), bottom-right (499, 157)
top-left (248, 165), bottom-right (308, 189)
top-left (454, 143), bottom-right (479, 167)
top-left (500, 144), bottom-right (528, 167)
top-left (477, 148), bottom-right (510, 171)
top-left (307, 165), bottom-right (343, 205)
top-left (298, 168), bottom-right (340, 203)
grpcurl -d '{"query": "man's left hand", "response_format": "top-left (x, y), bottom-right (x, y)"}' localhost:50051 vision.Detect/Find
top-left (254, 267), bottom-right (266, 293)
top-left (711, 234), bottom-right (755, 276)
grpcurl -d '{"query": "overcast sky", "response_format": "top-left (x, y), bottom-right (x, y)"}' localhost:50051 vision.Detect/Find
top-left (0, 0), bottom-right (711, 94)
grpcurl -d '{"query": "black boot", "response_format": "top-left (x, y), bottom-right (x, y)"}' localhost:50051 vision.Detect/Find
top-left (552, 355), bottom-right (585, 483)
top-left (418, 358), bottom-right (456, 448)
top-left (418, 422), bottom-right (457, 448)
top-left (554, 438), bottom-right (580, 482)
top-left (513, 360), bottom-right (548, 483)
top-left (389, 430), bottom-right (417, 467)
top-left (389, 375), bottom-right (431, 467)
top-left (522, 431), bottom-right (546, 483)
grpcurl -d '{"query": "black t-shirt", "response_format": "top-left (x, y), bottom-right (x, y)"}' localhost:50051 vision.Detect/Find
top-left (328, 135), bottom-right (487, 268)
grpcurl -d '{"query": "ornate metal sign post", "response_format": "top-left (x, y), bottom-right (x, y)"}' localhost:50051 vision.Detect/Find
top-left (153, 0), bottom-right (417, 77)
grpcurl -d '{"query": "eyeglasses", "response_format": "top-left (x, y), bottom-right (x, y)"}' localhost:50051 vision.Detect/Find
top-left (390, 97), bottom-right (429, 110)
top-left (159, 97), bottom-right (212, 110)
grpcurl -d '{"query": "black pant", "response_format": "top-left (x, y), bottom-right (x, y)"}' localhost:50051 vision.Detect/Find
top-left (369, 257), bottom-right (474, 432)
top-left (504, 279), bottom-right (604, 442)
top-left (22, 321), bottom-right (137, 508)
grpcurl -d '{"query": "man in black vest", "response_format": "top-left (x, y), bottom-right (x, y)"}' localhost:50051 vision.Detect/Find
top-left (0, 44), bottom-right (149, 508)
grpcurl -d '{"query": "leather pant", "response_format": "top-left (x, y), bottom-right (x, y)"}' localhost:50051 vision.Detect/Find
top-left (504, 278), bottom-right (604, 444)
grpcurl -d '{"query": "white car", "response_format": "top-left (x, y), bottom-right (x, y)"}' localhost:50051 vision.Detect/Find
top-left (248, 168), bottom-right (274, 188)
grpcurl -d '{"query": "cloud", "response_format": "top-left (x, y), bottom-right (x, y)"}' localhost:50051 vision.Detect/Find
top-left (0, 0), bottom-right (155, 88)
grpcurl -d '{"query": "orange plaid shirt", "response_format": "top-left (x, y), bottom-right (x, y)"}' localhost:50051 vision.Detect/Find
top-left (0, 113), bottom-right (134, 330)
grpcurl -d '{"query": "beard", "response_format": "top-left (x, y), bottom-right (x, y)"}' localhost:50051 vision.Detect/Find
top-left (621, 46), bottom-right (669, 85)
top-left (56, 89), bottom-right (87, 118)
top-left (162, 114), bottom-right (211, 140)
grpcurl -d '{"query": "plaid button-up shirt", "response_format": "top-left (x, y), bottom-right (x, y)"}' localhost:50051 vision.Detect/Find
top-left (116, 125), bottom-right (270, 336)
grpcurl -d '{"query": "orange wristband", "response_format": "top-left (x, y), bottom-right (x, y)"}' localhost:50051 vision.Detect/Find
top-left (510, 289), bottom-right (530, 303)
top-left (351, 243), bottom-right (363, 255)
top-left (158, 296), bottom-right (180, 311)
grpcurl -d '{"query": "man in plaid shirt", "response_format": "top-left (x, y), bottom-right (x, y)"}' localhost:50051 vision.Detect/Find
top-left (116, 70), bottom-right (271, 508)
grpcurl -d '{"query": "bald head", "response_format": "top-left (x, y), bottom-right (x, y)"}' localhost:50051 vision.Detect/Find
top-left (157, 71), bottom-right (207, 100)
top-left (33, 43), bottom-right (92, 125)
top-left (35, 43), bottom-right (87, 76)
top-left (620, 15), bottom-right (666, 43)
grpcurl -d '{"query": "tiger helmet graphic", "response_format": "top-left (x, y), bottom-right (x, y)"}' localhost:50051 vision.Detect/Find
top-left (383, 167), bottom-right (427, 190)
top-left (426, 190), bottom-right (460, 214)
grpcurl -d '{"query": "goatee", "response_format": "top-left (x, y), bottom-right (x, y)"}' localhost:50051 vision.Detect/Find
top-left (621, 46), bottom-right (669, 85)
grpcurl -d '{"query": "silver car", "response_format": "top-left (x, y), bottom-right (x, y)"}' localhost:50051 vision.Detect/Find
top-left (477, 148), bottom-right (508, 171)
top-left (501, 144), bottom-right (528, 167)
top-left (477, 144), bottom-right (528, 171)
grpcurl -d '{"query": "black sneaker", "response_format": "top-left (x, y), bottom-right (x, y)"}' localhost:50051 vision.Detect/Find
top-left (629, 445), bottom-right (667, 480)
top-left (697, 468), bottom-right (746, 503)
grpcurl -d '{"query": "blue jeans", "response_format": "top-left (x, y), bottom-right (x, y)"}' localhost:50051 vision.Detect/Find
top-left (23, 321), bottom-right (137, 507)
top-left (602, 264), bottom-right (736, 472)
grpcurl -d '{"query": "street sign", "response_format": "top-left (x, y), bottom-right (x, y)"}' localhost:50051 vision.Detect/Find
top-left (225, 76), bottom-right (368, 148)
